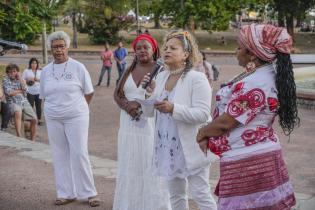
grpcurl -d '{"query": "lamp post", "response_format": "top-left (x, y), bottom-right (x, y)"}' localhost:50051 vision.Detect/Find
top-left (136, 0), bottom-right (140, 35)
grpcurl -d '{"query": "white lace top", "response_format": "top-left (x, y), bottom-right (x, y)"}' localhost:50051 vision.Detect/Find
top-left (152, 87), bottom-right (191, 180)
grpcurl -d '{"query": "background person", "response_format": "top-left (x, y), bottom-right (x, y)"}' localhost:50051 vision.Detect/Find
top-left (197, 52), bottom-right (214, 84)
top-left (114, 41), bottom-right (128, 84)
top-left (141, 30), bottom-right (217, 210)
top-left (96, 42), bottom-right (113, 87)
top-left (197, 24), bottom-right (299, 209)
top-left (0, 84), bottom-right (11, 131)
top-left (113, 34), bottom-right (170, 210)
top-left (2, 63), bottom-right (37, 140)
top-left (22, 57), bottom-right (43, 125)
top-left (40, 31), bottom-right (99, 207)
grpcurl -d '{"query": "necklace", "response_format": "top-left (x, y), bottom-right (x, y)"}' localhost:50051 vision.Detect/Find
top-left (167, 67), bottom-right (185, 75)
top-left (52, 61), bottom-right (68, 80)
top-left (230, 63), bottom-right (271, 84)
top-left (221, 64), bottom-right (270, 88)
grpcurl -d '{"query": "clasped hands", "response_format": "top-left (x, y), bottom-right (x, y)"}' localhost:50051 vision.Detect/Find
top-left (197, 124), bottom-right (210, 155)
top-left (141, 73), bottom-right (174, 114)
top-left (126, 101), bottom-right (142, 121)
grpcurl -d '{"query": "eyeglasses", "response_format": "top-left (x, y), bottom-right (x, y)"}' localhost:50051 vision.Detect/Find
top-left (52, 45), bottom-right (66, 50)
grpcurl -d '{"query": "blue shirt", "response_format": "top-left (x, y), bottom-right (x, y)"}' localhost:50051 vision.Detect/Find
top-left (114, 47), bottom-right (128, 64)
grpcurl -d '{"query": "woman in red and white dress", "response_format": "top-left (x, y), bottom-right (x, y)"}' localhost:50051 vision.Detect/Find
top-left (197, 24), bottom-right (299, 209)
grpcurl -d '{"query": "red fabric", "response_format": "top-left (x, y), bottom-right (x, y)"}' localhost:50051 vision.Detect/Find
top-left (239, 24), bottom-right (293, 62)
top-left (131, 34), bottom-right (158, 53)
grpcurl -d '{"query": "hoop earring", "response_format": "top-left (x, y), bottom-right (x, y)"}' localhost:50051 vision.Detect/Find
top-left (246, 61), bottom-right (256, 72)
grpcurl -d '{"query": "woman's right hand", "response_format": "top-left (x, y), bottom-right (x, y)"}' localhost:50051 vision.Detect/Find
top-left (126, 101), bottom-right (141, 119)
top-left (141, 73), bottom-right (155, 94)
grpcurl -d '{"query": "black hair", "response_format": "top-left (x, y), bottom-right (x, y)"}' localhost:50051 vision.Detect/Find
top-left (28, 57), bottom-right (39, 70)
top-left (6, 63), bottom-right (19, 73)
top-left (275, 52), bottom-right (300, 135)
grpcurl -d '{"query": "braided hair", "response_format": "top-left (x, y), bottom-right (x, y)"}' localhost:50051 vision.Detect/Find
top-left (275, 53), bottom-right (300, 135)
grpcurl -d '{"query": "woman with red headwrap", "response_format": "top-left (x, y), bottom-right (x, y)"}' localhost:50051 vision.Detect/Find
top-left (197, 24), bottom-right (299, 209)
top-left (113, 34), bottom-right (170, 210)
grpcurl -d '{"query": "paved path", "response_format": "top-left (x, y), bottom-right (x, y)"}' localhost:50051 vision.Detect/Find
top-left (1, 131), bottom-right (315, 209)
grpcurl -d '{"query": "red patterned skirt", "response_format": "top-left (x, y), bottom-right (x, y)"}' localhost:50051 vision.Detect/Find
top-left (215, 149), bottom-right (296, 210)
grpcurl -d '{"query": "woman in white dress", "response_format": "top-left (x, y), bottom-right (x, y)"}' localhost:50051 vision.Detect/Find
top-left (113, 34), bottom-right (170, 210)
top-left (141, 30), bottom-right (217, 210)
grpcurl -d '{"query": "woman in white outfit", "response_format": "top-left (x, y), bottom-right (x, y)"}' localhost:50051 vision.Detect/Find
top-left (39, 31), bottom-right (99, 207)
top-left (22, 57), bottom-right (42, 124)
top-left (113, 34), bottom-right (170, 210)
top-left (141, 31), bottom-right (217, 210)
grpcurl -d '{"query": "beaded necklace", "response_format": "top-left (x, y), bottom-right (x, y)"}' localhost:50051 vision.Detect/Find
top-left (167, 67), bottom-right (185, 76)
top-left (52, 61), bottom-right (68, 80)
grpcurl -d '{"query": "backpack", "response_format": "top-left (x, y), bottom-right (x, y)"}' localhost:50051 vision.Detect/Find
top-left (212, 64), bottom-right (220, 81)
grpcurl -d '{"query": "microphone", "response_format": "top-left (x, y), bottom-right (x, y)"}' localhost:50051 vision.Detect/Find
top-left (0, 39), bottom-right (28, 56)
top-left (142, 58), bottom-right (164, 89)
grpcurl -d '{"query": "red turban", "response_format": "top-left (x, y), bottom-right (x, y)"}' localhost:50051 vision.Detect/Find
top-left (131, 34), bottom-right (158, 53)
top-left (239, 24), bottom-right (293, 62)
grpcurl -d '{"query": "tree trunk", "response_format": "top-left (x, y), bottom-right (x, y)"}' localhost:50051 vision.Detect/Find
top-left (286, 14), bottom-right (294, 40)
top-left (278, 10), bottom-right (285, 27)
top-left (154, 13), bottom-right (161, 29)
top-left (189, 15), bottom-right (195, 34)
top-left (296, 15), bottom-right (302, 27)
top-left (41, 20), bottom-right (48, 64)
top-left (72, 12), bottom-right (78, 49)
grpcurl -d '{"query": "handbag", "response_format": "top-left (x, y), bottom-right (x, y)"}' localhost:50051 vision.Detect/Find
top-left (26, 70), bottom-right (37, 86)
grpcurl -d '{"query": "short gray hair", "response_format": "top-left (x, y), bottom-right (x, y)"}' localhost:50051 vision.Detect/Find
top-left (47, 31), bottom-right (70, 50)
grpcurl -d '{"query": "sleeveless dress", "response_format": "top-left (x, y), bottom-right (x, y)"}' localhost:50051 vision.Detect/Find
top-left (113, 74), bottom-right (170, 210)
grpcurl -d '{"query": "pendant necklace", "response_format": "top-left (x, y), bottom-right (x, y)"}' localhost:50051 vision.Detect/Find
top-left (52, 61), bottom-right (68, 80)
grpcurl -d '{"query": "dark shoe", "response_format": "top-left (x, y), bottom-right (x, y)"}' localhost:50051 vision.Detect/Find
top-left (88, 196), bottom-right (100, 207)
top-left (55, 198), bottom-right (76, 205)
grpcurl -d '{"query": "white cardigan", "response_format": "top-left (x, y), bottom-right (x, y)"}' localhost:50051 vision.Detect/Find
top-left (142, 69), bottom-right (215, 171)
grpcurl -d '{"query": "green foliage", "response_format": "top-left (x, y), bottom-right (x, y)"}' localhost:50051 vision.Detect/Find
top-left (0, 2), bottom-right (41, 43)
top-left (84, 1), bottom-right (134, 44)
top-left (159, 0), bottom-right (245, 31)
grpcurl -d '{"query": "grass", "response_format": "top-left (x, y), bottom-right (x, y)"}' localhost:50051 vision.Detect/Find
top-left (29, 24), bottom-right (315, 53)
top-left (0, 65), bottom-right (5, 79)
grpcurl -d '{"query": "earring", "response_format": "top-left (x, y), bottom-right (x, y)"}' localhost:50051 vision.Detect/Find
top-left (246, 61), bottom-right (256, 72)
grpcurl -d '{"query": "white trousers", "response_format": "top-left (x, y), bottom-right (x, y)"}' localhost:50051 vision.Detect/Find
top-left (46, 114), bottom-right (97, 200)
top-left (167, 166), bottom-right (217, 210)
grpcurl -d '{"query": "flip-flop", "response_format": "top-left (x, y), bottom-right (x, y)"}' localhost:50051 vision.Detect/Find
top-left (54, 198), bottom-right (76, 205)
top-left (88, 196), bottom-right (100, 207)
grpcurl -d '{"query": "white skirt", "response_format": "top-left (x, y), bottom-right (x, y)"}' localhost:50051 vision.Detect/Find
top-left (113, 110), bottom-right (170, 210)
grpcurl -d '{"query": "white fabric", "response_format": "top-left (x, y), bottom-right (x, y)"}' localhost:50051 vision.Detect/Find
top-left (40, 57), bottom-right (94, 119)
top-left (203, 61), bottom-right (214, 80)
top-left (113, 75), bottom-right (171, 210)
top-left (167, 166), bottom-right (217, 210)
top-left (22, 69), bottom-right (42, 95)
top-left (45, 114), bottom-right (97, 199)
top-left (142, 70), bottom-right (217, 171)
top-left (214, 64), bottom-right (281, 158)
top-left (153, 88), bottom-right (192, 179)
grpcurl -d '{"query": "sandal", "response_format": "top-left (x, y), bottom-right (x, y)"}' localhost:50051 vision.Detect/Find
top-left (54, 198), bottom-right (76, 205)
top-left (88, 196), bottom-right (100, 207)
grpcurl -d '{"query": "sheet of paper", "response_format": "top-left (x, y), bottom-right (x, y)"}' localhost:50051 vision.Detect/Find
top-left (136, 98), bottom-right (159, 106)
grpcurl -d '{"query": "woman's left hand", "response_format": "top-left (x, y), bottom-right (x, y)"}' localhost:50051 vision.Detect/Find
top-left (154, 101), bottom-right (174, 113)
top-left (196, 126), bottom-right (208, 143)
top-left (197, 126), bottom-right (209, 154)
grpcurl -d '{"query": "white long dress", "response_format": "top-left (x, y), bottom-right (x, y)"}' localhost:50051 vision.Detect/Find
top-left (113, 74), bottom-right (170, 210)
